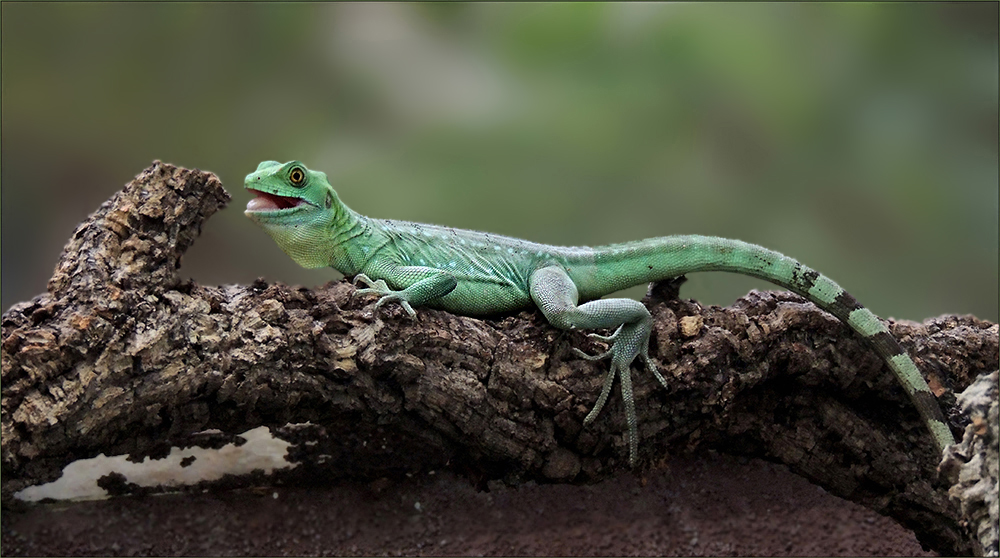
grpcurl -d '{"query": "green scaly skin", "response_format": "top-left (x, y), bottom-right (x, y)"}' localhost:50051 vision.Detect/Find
top-left (245, 160), bottom-right (955, 465)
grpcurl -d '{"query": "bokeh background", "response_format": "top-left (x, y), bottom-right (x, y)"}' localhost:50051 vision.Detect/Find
top-left (3, 2), bottom-right (997, 322)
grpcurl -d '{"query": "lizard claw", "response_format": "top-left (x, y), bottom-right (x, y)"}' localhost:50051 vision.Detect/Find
top-left (351, 273), bottom-right (374, 289)
top-left (642, 352), bottom-right (669, 390)
top-left (373, 294), bottom-right (417, 318)
top-left (572, 347), bottom-right (613, 361)
top-left (349, 274), bottom-right (374, 301)
top-left (350, 274), bottom-right (392, 301)
top-left (572, 325), bottom-right (622, 360)
top-left (585, 325), bottom-right (623, 344)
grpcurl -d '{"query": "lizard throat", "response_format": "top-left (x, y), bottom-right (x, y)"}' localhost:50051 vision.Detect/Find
top-left (245, 189), bottom-right (307, 212)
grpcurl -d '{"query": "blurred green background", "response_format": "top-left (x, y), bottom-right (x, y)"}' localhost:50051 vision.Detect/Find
top-left (3, 3), bottom-right (997, 322)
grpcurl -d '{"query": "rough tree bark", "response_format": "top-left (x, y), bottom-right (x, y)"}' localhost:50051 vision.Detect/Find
top-left (2, 162), bottom-right (997, 555)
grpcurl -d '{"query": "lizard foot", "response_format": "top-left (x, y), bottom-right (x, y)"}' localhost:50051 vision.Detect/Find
top-left (574, 323), bottom-right (666, 466)
top-left (350, 274), bottom-right (417, 318)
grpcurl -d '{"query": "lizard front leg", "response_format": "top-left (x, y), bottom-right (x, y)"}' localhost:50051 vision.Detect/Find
top-left (529, 266), bottom-right (666, 466)
top-left (352, 266), bottom-right (458, 317)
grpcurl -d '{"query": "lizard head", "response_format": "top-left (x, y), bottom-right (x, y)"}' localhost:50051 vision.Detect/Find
top-left (244, 160), bottom-right (349, 268)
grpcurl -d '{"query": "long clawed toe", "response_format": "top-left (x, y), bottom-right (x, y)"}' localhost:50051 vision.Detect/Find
top-left (373, 294), bottom-right (417, 318)
top-left (588, 325), bottom-right (623, 343)
top-left (640, 352), bottom-right (669, 390)
top-left (349, 274), bottom-right (373, 302)
top-left (572, 325), bottom-right (624, 361)
top-left (572, 347), bottom-right (613, 361)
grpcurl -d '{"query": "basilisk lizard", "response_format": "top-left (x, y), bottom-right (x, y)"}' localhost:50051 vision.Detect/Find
top-left (244, 160), bottom-right (954, 465)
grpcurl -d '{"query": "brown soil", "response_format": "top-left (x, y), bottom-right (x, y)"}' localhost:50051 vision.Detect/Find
top-left (1, 452), bottom-right (933, 557)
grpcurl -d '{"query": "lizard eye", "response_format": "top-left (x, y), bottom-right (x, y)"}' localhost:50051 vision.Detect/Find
top-left (289, 167), bottom-right (306, 187)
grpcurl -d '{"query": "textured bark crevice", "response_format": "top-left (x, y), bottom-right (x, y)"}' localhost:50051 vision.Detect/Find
top-left (2, 162), bottom-right (997, 556)
top-left (940, 371), bottom-right (999, 557)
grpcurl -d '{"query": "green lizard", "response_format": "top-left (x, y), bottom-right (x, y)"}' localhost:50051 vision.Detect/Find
top-left (244, 160), bottom-right (954, 465)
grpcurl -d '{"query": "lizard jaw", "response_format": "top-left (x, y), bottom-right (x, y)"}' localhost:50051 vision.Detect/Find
top-left (245, 189), bottom-right (309, 214)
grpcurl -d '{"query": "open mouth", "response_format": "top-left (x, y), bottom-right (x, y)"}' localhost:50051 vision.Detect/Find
top-left (245, 189), bottom-right (307, 212)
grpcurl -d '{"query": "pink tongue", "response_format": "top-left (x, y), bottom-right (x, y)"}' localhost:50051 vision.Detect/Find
top-left (247, 196), bottom-right (280, 212)
top-left (246, 190), bottom-right (303, 211)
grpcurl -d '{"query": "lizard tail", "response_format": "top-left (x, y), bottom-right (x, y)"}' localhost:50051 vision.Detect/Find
top-left (583, 234), bottom-right (955, 454)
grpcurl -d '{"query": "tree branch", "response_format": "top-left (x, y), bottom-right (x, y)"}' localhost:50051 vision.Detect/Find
top-left (2, 162), bottom-right (996, 555)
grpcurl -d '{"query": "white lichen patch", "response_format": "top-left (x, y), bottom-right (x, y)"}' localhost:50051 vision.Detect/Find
top-left (15, 426), bottom-right (297, 502)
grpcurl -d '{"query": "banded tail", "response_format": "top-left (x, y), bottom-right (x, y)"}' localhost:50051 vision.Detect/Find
top-left (579, 234), bottom-right (955, 454)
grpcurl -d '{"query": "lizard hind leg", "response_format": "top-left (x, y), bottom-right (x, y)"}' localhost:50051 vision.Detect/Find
top-left (529, 266), bottom-right (660, 466)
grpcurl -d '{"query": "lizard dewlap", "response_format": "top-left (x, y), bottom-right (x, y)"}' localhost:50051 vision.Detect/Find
top-left (244, 160), bottom-right (955, 465)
